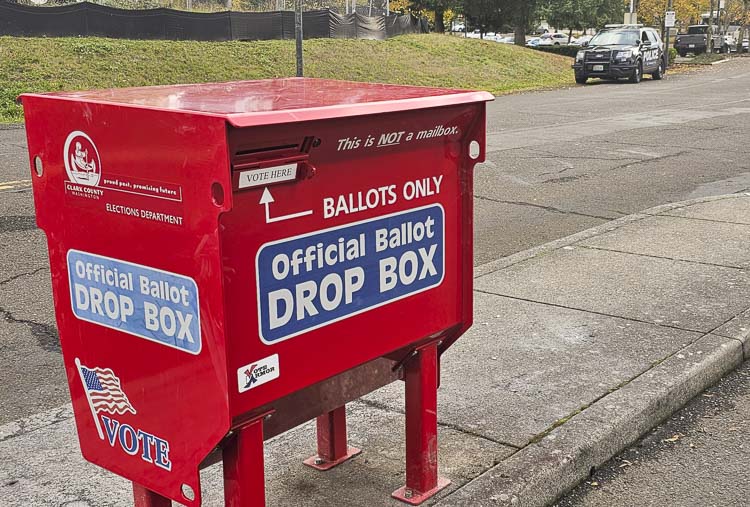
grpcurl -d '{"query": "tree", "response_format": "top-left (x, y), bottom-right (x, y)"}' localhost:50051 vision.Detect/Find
top-left (545, 0), bottom-right (586, 40)
top-left (463, 0), bottom-right (504, 36)
top-left (584, 0), bottom-right (625, 27)
top-left (411, 0), bottom-right (462, 31)
top-left (636, 0), bottom-right (709, 27)
top-left (508, 0), bottom-right (540, 45)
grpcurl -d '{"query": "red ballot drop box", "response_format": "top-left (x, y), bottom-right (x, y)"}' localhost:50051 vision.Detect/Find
top-left (21, 78), bottom-right (493, 506)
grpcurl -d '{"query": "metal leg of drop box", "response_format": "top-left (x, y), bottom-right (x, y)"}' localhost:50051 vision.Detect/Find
top-left (392, 342), bottom-right (450, 505)
top-left (223, 417), bottom-right (266, 507)
top-left (303, 405), bottom-right (361, 470)
top-left (133, 483), bottom-right (171, 507)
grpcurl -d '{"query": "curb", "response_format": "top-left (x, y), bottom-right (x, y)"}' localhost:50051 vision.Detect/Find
top-left (447, 193), bottom-right (750, 507)
top-left (0, 123), bottom-right (24, 130)
top-left (436, 333), bottom-right (745, 507)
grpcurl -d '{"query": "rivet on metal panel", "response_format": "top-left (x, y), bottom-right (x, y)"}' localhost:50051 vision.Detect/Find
top-left (33, 156), bottom-right (43, 177)
top-left (469, 141), bottom-right (480, 160)
top-left (181, 484), bottom-right (195, 501)
top-left (305, 164), bottom-right (317, 179)
top-left (211, 182), bottom-right (225, 206)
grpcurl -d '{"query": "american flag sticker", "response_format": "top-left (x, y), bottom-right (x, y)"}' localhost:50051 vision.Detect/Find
top-left (75, 358), bottom-right (136, 440)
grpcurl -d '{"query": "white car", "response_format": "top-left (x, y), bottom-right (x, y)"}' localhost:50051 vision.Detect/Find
top-left (570, 35), bottom-right (593, 46)
top-left (538, 33), bottom-right (575, 46)
top-left (495, 36), bottom-right (515, 44)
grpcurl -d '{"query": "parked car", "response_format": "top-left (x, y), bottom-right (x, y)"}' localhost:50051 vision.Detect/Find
top-left (722, 34), bottom-right (737, 53)
top-left (674, 25), bottom-right (731, 56)
top-left (452, 23), bottom-right (465, 32)
top-left (675, 25), bottom-right (709, 56)
top-left (526, 37), bottom-right (542, 47)
top-left (742, 37), bottom-right (749, 53)
top-left (496, 36), bottom-right (515, 44)
top-left (539, 33), bottom-right (574, 46)
top-left (570, 35), bottom-right (593, 47)
top-left (572, 25), bottom-right (667, 85)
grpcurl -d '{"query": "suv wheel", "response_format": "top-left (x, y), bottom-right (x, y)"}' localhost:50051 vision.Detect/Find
top-left (629, 61), bottom-right (642, 84)
top-left (652, 59), bottom-right (665, 80)
top-left (575, 75), bottom-right (588, 84)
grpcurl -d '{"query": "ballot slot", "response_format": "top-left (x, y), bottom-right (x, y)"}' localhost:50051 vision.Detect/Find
top-left (230, 138), bottom-right (314, 191)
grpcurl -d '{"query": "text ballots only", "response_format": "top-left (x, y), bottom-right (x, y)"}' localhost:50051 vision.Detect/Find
top-left (22, 79), bottom-right (493, 507)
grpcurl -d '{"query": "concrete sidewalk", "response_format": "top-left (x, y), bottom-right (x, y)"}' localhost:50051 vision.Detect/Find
top-left (2, 194), bottom-right (750, 507)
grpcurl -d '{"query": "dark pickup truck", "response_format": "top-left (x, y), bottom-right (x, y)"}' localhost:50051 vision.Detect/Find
top-left (674, 25), bottom-right (729, 56)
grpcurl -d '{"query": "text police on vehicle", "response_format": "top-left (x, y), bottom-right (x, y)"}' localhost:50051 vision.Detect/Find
top-left (572, 25), bottom-right (667, 85)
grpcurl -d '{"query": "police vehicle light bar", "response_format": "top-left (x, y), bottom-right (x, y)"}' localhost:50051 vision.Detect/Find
top-left (604, 24), bottom-right (644, 28)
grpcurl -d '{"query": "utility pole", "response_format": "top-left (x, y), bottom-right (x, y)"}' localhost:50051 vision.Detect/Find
top-left (626, 0), bottom-right (637, 24)
top-left (708, 0), bottom-right (715, 53)
top-left (665, 0), bottom-right (674, 67)
top-left (295, 0), bottom-right (303, 77)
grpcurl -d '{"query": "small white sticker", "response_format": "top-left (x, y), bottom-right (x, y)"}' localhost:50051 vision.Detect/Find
top-left (237, 354), bottom-right (279, 393)
top-left (238, 164), bottom-right (298, 189)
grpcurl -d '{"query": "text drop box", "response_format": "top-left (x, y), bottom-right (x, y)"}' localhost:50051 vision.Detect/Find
top-left (67, 250), bottom-right (201, 354)
top-left (256, 204), bottom-right (445, 343)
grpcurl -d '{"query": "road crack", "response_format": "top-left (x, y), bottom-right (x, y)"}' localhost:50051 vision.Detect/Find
top-left (475, 195), bottom-right (615, 221)
top-left (0, 305), bottom-right (60, 353)
top-left (0, 267), bottom-right (47, 286)
top-left (352, 398), bottom-right (521, 449)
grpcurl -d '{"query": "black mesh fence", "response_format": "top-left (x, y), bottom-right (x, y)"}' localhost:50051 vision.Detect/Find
top-left (0, 0), bottom-right (427, 40)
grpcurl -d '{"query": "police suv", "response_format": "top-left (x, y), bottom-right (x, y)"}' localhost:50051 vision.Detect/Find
top-left (572, 25), bottom-right (667, 84)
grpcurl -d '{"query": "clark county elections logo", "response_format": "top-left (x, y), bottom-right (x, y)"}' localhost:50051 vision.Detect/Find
top-left (64, 131), bottom-right (101, 186)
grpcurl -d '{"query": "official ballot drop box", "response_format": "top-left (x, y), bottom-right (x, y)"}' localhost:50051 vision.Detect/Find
top-left (22, 79), bottom-right (493, 507)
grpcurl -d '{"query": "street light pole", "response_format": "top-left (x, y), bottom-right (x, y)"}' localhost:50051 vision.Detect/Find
top-left (295, 0), bottom-right (303, 77)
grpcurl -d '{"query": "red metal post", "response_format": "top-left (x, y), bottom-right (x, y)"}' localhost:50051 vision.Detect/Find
top-left (133, 483), bottom-right (171, 507)
top-left (392, 342), bottom-right (450, 505)
top-left (223, 417), bottom-right (267, 507)
top-left (303, 405), bottom-right (361, 471)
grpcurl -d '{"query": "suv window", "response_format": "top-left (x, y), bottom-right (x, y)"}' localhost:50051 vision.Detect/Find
top-left (646, 30), bottom-right (659, 45)
top-left (687, 26), bottom-right (708, 35)
top-left (588, 29), bottom-right (639, 46)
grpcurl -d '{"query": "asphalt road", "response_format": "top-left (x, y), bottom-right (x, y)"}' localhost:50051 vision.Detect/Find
top-left (475, 58), bottom-right (750, 263)
top-left (556, 361), bottom-right (750, 507)
top-left (2, 60), bottom-right (750, 425)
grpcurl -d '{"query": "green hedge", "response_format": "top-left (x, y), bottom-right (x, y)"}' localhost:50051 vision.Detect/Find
top-left (533, 45), bottom-right (580, 58)
top-left (668, 47), bottom-right (677, 64)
